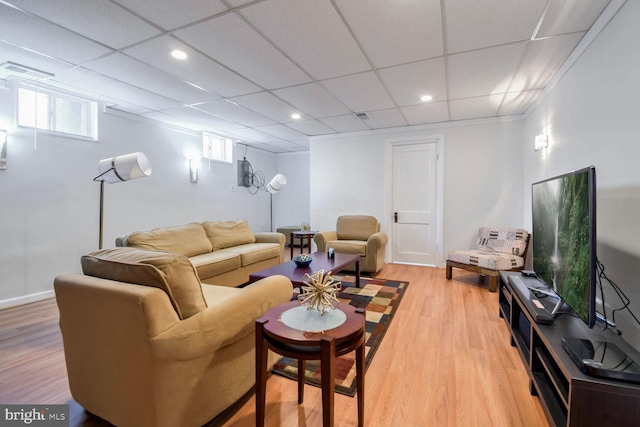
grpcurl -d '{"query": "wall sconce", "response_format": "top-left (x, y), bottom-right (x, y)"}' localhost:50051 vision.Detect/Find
top-left (0, 130), bottom-right (7, 170)
top-left (535, 134), bottom-right (548, 151)
top-left (189, 159), bottom-right (198, 183)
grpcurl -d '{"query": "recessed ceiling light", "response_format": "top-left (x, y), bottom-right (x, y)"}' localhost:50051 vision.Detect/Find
top-left (420, 95), bottom-right (433, 102)
top-left (171, 50), bottom-right (188, 60)
top-left (291, 113), bottom-right (301, 120)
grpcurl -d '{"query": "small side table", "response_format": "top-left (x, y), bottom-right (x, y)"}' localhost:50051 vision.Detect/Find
top-left (255, 301), bottom-right (366, 427)
top-left (291, 230), bottom-right (316, 258)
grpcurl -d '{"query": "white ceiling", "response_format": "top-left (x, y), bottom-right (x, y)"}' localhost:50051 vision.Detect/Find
top-left (0, 0), bottom-right (616, 153)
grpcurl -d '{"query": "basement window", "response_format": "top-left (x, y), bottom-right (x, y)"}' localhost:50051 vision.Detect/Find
top-left (202, 132), bottom-right (232, 163)
top-left (17, 83), bottom-right (98, 140)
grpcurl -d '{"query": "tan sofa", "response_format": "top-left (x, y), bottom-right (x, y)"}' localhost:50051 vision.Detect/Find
top-left (116, 220), bottom-right (284, 287)
top-left (314, 215), bottom-right (388, 274)
top-left (54, 247), bottom-right (293, 427)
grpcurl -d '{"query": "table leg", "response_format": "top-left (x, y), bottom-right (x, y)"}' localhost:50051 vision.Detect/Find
top-left (291, 237), bottom-right (294, 259)
top-left (298, 359), bottom-right (305, 404)
top-left (355, 259), bottom-right (361, 288)
top-left (320, 336), bottom-right (336, 427)
top-left (356, 334), bottom-right (365, 427)
top-left (255, 319), bottom-right (269, 427)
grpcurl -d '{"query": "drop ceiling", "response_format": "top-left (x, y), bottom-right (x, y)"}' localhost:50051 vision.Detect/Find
top-left (0, 0), bottom-right (618, 153)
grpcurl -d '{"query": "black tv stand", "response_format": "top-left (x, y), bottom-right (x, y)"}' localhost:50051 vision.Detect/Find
top-left (499, 271), bottom-right (640, 426)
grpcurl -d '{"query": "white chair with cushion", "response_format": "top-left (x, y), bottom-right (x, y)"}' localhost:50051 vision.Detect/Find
top-left (446, 226), bottom-right (530, 292)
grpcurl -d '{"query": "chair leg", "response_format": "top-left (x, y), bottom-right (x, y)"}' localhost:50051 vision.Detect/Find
top-left (487, 275), bottom-right (498, 292)
top-left (445, 263), bottom-right (452, 280)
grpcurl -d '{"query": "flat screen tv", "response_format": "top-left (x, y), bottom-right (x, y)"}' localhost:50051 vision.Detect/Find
top-left (531, 166), bottom-right (597, 327)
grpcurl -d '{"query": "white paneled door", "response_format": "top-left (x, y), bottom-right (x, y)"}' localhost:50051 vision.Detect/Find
top-left (392, 142), bottom-right (437, 266)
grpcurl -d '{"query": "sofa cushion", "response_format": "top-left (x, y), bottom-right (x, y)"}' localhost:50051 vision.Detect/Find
top-left (326, 240), bottom-right (366, 256)
top-left (189, 251), bottom-right (241, 279)
top-left (81, 247), bottom-right (207, 319)
top-left (202, 220), bottom-right (256, 251)
top-left (336, 215), bottom-right (379, 241)
top-left (218, 243), bottom-right (280, 266)
top-left (127, 222), bottom-right (212, 257)
top-left (448, 249), bottom-right (525, 270)
top-left (475, 227), bottom-right (529, 256)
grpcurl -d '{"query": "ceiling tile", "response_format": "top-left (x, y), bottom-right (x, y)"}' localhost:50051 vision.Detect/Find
top-left (335, 0), bottom-right (443, 68)
top-left (448, 42), bottom-right (528, 99)
top-left (141, 110), bottom-right (206, 130)
top-left (286, 119), bottom-right (335, 136)
top-left (536, 0), bottom-right (611, 38)
top-left (230, 91), bottom-right (300, 123)
top-left (365, 108), bottom-right (407, 129)
top-left (83, 53), bottom-right (220, 105)
top-left (123, 35), bottom-right (260, 97)
top-left (113, 0), bottom-right (228, 30)
top-left (194, 99), bottom-right (276, 127)
top-left (161, 106), bottom-right (247, 131)
top-left (378, 57), bottom-right (447, 107)
top-left (0, 41), bottom-right (71, 77)
top-left (509, 33), bottom-right (584, 92)
top-left (239, 0), bottom-right (370, 80)
top-left (445, 0), bottom-right (547, 53)
top-left (227, 127), bottom-right (286, 143)
top-left (449, 95), bottom-right (503, 121)
top-left (319, 115), bottom-right (370, 133)
top-left (176, 13), bottom-right (311, 90)
top-left (254, 124), bottom-right (308, 141)
top-left (401, 101), bottom-right (450, 125)
top-left (321, 71), bottom-right (395, 113)
top-left (54, 67), bottom-right (182, 111)
top-left (499, 89), bottom-right (541, 116)
top-left (7, 0), bottom-right (161, 49)
top-left (273, 83), bottom-right (350, 118)
top-left (0, 5), bottom-right (113, 64)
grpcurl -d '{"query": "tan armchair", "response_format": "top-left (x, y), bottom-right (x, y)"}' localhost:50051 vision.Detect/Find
top-left (54, 248), bottom-right (293, 427)
top-left (314, 215), bottom-right (388, 274)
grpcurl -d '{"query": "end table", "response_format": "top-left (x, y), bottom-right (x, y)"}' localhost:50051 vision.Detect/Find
top-left (255, 301), bottom-right (366, 427)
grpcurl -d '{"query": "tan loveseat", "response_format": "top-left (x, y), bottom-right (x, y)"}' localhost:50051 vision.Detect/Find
top-left (116, 220), bottom-right (284, 287)
top-left (54, 247), bottom-right (293, 427)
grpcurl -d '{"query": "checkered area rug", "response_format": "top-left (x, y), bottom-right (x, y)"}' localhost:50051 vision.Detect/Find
top-left (271, 275), bottom-right (409, 396)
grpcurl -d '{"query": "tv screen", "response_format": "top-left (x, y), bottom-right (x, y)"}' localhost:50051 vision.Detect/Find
top-left (531, 166), bottom-right (597, 327)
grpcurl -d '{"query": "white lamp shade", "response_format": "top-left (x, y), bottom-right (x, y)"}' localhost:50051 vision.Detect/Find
top-left (97, 152), bottom-right (152, 184)
top-left (266, 173), bottom-right (287, 193)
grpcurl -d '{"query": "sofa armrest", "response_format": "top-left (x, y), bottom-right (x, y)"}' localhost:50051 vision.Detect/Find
top-left (367, 232), bottom-right (388, 250)
top-left (313, 231), bottom-right (338, 252)
top-left (254, 232), bottom-right (285, 246)
top-left (254, 232), bottom-right (285, 262)
top-left (150, 275), bottom-right (293, 360)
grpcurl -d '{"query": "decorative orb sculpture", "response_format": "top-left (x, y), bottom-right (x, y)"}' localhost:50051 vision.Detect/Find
top-left (298, 269), bottom-right (342, 315)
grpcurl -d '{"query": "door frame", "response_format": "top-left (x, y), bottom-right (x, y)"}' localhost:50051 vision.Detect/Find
top-left (385, 135), bottom-right (445, 267)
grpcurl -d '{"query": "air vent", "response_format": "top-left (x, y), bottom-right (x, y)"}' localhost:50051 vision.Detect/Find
top-left (0, 62), bottom-right (53, 81)
top-left (354, 112), bottom-right (370, 120)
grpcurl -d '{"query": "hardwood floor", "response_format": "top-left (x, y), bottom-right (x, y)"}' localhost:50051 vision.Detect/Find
top-left (0, 262), bottom-right (548, 427)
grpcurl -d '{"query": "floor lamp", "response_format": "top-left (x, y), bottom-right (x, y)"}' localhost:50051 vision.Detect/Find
top-left (266, 173), bottom-right (287, 232)
top-left (93, 152), bottom-right (152, 249)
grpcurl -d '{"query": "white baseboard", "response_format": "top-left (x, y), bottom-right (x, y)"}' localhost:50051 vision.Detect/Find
top-left (0, 290), bottom-right (55, 310)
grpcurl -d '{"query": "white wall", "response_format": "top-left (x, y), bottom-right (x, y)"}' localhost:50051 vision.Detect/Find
top-left (523, 0), bottom-right (640, 348)
top-left (310, 118), bottom-right (525, 265)
top-left (0, 86), bottom-right (308, 306)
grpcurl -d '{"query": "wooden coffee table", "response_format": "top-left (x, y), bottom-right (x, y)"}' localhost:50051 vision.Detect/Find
top-left (249, 251), bottom-right (360, 288)
top-left (255, 300), bottom-right (366, 427)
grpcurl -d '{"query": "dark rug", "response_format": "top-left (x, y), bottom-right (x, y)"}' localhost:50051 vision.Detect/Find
top-left (272, 274), bottom-right (409, 396)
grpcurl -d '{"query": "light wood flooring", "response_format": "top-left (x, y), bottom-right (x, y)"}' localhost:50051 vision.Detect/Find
top-left (0, 260), bottom-right (548, 426)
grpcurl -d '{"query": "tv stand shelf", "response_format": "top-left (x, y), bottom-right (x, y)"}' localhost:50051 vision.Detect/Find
top-left (499, 271), bottom-right (640, 426)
